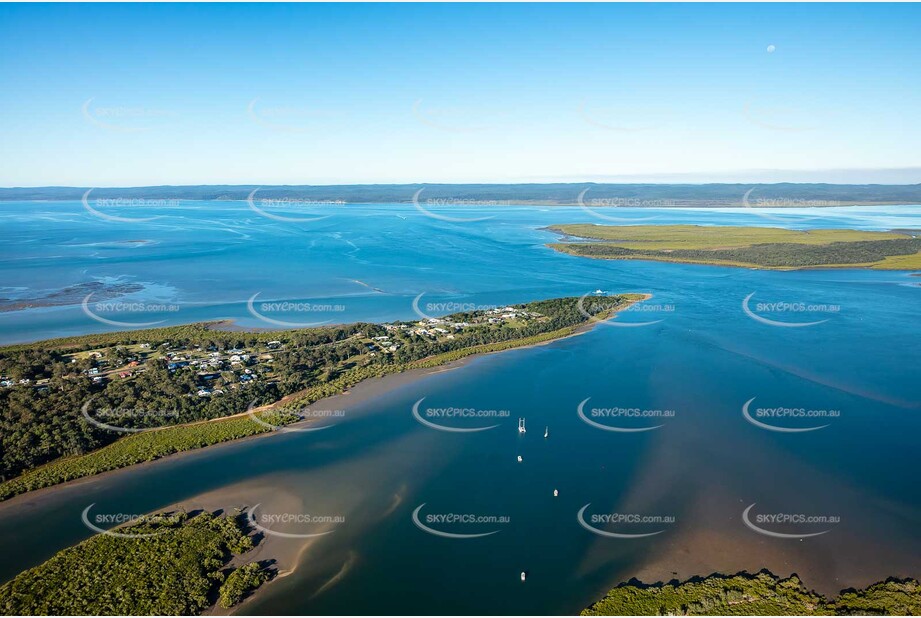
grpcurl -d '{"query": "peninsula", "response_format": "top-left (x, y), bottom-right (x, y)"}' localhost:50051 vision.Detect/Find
top-left (0, 293), bottom-right (644, 501)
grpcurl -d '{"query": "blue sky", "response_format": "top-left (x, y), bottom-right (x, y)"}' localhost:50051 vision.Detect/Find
top-left (1, 3), bottom-right (919, 186)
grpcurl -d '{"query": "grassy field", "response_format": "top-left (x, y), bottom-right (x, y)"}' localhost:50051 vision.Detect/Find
top-left (582, 571), bottom-right (921, 616)
top-left (548, 224), bottom-right (921, 270)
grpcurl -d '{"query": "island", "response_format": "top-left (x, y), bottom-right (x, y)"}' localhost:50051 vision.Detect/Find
top-left (583, 571), bottom-right (921, 615)
top-left (547, 224), bottom-right (921, 270)
top-left (0, 293), bottom-right (645, 501)
top-left (0, 509), bottom-right (269, 615)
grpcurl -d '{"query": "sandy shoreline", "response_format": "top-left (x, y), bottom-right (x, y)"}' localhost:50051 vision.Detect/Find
top-left (0, 293), bottom-right (651, 514)
top-left (0, 294), bottom-right (658, 613)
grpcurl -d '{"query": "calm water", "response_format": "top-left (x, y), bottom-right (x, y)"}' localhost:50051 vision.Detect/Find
top-left (0, 201), bottom-right (918, 614)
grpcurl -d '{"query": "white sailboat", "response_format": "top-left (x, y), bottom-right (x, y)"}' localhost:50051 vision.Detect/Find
top-left (520, 571), bottom-right (527, 582)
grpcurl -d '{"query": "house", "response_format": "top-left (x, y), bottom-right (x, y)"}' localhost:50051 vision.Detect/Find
top-left (197, 389), bottom-right (211, 397)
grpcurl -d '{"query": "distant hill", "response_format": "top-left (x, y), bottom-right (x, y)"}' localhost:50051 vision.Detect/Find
top-left (1, 183), bottom-right (920, 205)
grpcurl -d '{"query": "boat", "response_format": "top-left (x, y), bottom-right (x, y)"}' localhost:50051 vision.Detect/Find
top-left (517, 455), bottom-right (523, 463)
top-left (553, 489), bottom-right (559, 497)
top-left (544, 426), bottom-right (549, 438)
top-left (518, 417), bottom-right (526, 433)
top-left (520, 571), bottom-right (527, 582)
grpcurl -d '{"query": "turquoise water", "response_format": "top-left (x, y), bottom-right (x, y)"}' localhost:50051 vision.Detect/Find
top-left (0, 201), bottom-right (918, 613)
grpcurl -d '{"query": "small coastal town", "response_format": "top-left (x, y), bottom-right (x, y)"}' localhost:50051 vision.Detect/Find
top-left (0, 305), bottom-right (544, 400)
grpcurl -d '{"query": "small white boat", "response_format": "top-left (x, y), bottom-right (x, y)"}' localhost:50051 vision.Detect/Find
top-left (517, 455), bottom-right (523, 463)
top-left (544, 426), bottom-right (549, 438)
top-left (553, 489), bottom-right (559, 497)
top-left (518, 417), bottom-right (526, 434)
top-left (520, 571), bottom-right (527, 582)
